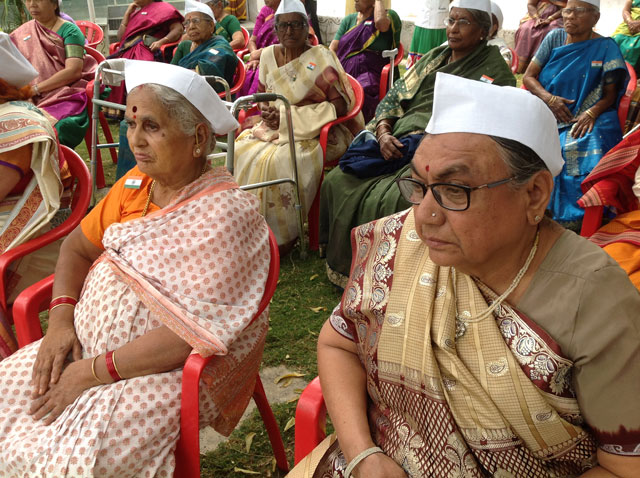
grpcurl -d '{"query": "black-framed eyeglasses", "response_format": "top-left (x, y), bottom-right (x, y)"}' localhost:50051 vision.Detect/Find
top-left (561, 7), bottom-right (596, 16)
top-left (183, 17), bottom-right (212, 28)
top-left (394, 176), bottom-right (515, 211)
top-left (444, 17), bottom-right (475, 28)
top-left (275, 20), bottom-right (306, 32)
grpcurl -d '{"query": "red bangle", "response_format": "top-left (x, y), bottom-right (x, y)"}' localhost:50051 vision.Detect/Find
top-left (105, 351), bottom-right (123, 381)
top-left (49, 296), bottom-right (78, 312)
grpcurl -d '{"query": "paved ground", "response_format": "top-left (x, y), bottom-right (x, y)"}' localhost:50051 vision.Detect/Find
top-left (199, 365), bottom-right (308, 453)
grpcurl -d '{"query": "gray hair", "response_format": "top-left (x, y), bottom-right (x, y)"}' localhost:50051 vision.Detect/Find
top-left (134, 83), bottom-right (216, 154)
top-left (490, 136), bottom-right (549, 187)
top-left (466, 8), bottom-right (492, 37)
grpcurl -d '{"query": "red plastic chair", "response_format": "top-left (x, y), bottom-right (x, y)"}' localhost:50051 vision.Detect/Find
top-left (108, 41), bottom-right (119, 56)
top-left (215, 60), bottom-right (246, 100)
top-left (236, 26), bottom-right (250, 53)
top-left (379, 42), bottom-right (404, 101)
top-left (160, 41), bottom-right (180, 62)
top-left (12, 228), bottom-right (289, 477)
top-left (307, 74), bottom-right (364, 250)
top-left (618, 61), bottom-right (637, 132)
top-left (0, 145), bottom-right (91, 326)
top-left (294, 376), bottom-right (326, 465)
top-left (508, 46), bottom-right (519, 74)
top-left (76, 20), bottom-right (104, 48)
top-left (84, 46), bottom-right (118, 190)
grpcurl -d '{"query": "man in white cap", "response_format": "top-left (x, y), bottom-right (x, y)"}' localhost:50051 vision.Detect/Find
top-left (291, 72), bottom-right (640, 478)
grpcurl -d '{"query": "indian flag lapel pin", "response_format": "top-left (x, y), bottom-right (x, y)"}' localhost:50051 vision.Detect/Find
top-left (307, 62), bottom-right (316, 71)
top-left (124, 177), bottom-right (143, 189)
top-left (479, 75), bottom-right (494, 84)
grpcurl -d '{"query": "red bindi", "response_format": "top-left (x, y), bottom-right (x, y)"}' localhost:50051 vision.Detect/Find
top-left (425, 165), bottom-right (430, 173)
top-left (132, 106), bottom-right (137, 112)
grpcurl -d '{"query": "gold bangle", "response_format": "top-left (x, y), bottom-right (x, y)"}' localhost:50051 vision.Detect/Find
top-left (585, 109), bottom-right (596, 120)
top-left (51, 295), bottom-right (78, 301)
top-left (547, 95), bottom-right (557, 106)
top-left (91, 355), bottom-right (106, 385)
top-left (112, 350), bottom-right (123, 380)
top-left (48, 303), bottom-right (75, 313)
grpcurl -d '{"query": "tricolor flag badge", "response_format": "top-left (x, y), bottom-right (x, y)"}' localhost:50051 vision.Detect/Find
top-left (209, 48), bottom-right (219, 55)
top-left (591, 60), bottom-right (602, 68)
top-left (364, 20), bottom-right (373, 25)
top-left (479, 75), bottom-right (494, 84)
top-left (124, 177), bottom-right (143, 189)
top-left (307, 62), bottom-right (316, 71)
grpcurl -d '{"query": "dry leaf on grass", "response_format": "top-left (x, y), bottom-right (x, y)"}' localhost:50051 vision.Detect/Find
top-left (244, 432), bottom-right (256, 453)
top-left (309, 274), bottom-right (319, 281)
top-left (310, 306), bottom-right (326, 313)
top-left (274, 372), bottom-right (305, 385)
top-left (284, 416), bottom-right (295, 432)
top-left (233, 467), bottom-right (260, 474)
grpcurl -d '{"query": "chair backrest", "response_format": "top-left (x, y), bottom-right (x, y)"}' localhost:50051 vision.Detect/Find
top-left (84, 45), bottom-right (106, 64)
top-left (239, 26), bottom-right (250, 51)
top-left (84, 46), bottom-right (107, 120)
top-left (0, 145), bottom-right (91, 312)
top-left (226, 60), bottom-right (246, 98)
top-left (619, 61), bottom-right (638, 132)
top-left (76, 20), bottom-right (104, 48)
top-left (310, 33), bottom-right (319, 46)
top-left (508, 47), bottom-right (519, 74)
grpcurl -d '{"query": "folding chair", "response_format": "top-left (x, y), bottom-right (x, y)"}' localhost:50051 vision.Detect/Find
top-left (76, 20), bottom-right (104, 48)
top-left (0, 145), bottom-right (91, 326)
top-left (12, 229), bottom-right (290, 477)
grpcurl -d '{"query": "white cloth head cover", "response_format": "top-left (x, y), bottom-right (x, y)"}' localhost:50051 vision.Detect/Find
top-left (450, 0), bottom-right (492, 16)
top-left (580, 0), bottom-right (600, 8)
top-left (0, 32), bottom-right (38, 88)
top-left (490, 1), bottom-right (503, 30)
top-left (275, 0), bottom-right (307, 18)
top-left (425, 73), bottom-right (564, 177)
top-left (124, 59), bottom-right (238, 134)
top-left (184, 0), bottom-right (215, 22)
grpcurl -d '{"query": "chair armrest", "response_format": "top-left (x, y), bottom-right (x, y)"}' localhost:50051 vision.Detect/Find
top-left (160, 41), bottom-right (179, 62)
top-left (109, 42), bottom-right (119, 55)
top-left (12, 274), bottom-right (54, 348)
top-left (174, 352), bottom-right (214, 477)
top-left (319, 101), bottom-right (362, 167)
top-left (236, 48), bottom-right (249, 61)
top-left (294, 377), bottom-right (327, 465)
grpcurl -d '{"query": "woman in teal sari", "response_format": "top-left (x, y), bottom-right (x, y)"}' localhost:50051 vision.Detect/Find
top-left (320, 0), bottom-right (516, 288)
top-left (523, 0), bottom-right (628, 230)
top-left (171, 2), bottom-right (238, 86)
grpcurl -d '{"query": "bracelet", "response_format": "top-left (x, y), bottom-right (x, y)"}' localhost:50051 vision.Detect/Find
top-left (546, 95), bottom-right (557, 106)
top-left (344, 446), bottom-right (384, 478)
top-left (91, 355), bottom-right (106, 384)
top-left (585, 109), bottom-right (596, 120)
top-left (105, 350), bottom-right (123, 381)
top-left (49, 295), bottom-right (78, 313)
top-left (111, 350), bottom-right (123, 380)
top-left (377, 131), bottom-right (393, 141)
top-left (32, 83), bottom-right (40, 96)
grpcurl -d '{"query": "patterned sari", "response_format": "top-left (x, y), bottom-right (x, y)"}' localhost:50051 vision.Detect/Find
top-left (579, 129), bottom-right (640, 289)
top-left (0, 101), bottom-right (64, 360)
top-left (514, 0), bottom-right (566, 66)
top-left (290, 209), bottom-right (640, 477)
top-left (613, 0), bottom-right (640, 68)
top-left (0, 168), bottom-right (271, 476)
top-left (535, 30), bottom-right (628, 227)
top-left (172, 35), bottom-right (238, 87)
top-left (234, 45), bottom-right (363, 246)
top-left (336, 14), bottom-right (399, 122)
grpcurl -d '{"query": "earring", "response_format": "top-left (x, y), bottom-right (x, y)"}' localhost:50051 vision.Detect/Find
top-left (534, 215), bottom-right (541, 222)
top-left (195, 148), bottom-right (201, 156)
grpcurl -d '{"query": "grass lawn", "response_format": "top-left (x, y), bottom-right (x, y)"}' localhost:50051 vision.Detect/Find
top-left (77, 122), bottom-right (341, 476)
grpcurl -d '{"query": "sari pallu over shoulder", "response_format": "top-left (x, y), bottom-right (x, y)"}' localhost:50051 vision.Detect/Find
top-left (177, 36), bottom-right (238, 84)
top-left (97, 167), bottom-right (271, 433)
top-left (322, 210), bottom-right (599, 477)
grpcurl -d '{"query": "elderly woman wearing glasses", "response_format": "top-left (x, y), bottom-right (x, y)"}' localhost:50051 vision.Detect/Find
top-left (523, 0), bottom-right (628, 231)
top-left (320, 0), bottom-right (515, 288)
top-left (233, 0), bottom-right (363, 251)
top-left (289, 72), bottom-right (640, 478)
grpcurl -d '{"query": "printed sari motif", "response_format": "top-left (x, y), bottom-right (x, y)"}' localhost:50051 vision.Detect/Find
top-left (336, 15), bottom-right (396, 122)
top-left (239, 5), bottom-right (278, 97)
top-left (107, 1), bottom-right (183, 104)
top-left (0, 167), bottom-right (271, 476)
top-left (613, 0), bottom-right (640, 67)
top-left (0, 101), bottom-right (63, 360)
top-left (234, 45), bottom-right (363, 246)
top-left (291, 209), bottom-right (599, 478)
top-left (579, 129), bottom-right (640, 289)
top-left (175, 35), bottom-right (238, 86)
top-left (10, 20), bottom-right (96, 125)
top-left (514, 0), bottom-right (566, 65)
top-left (537, 31), bottom-right (628, 226)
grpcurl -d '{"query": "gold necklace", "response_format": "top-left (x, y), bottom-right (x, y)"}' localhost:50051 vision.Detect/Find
top-left (141, 161), bottom-right (208, 217)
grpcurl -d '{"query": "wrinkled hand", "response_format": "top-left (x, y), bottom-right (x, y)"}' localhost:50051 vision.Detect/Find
top-left (570, 111), bottom-right (596, 138)
top-left (246, 59), bottom-right (260, 71)
top-left (29, 360), bottom-right (92, 425)
top-left (353, 452), bottom-right (408, 478)
top-left (249, 48), bottom-right (262, 62)
top-left (261, 104), bottom-right (280, 130)
top-left (379, 134), bottom-right (404, 160)
top-left (149, 40), bottom-right (164, 52)
top-left (32, 320), bottom-right (82, 396)
top-left (535, 17), bottom-right (550, 28)
top-left (629, 20), bottom-right (640, 34)
top-left (547, 95), bottom-right (575, 123)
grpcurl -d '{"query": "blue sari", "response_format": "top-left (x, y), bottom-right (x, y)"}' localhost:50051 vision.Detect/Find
top-left (173, 35), bottom-right (238, 88)
top-left (535, 29), bottom-right (628, 225)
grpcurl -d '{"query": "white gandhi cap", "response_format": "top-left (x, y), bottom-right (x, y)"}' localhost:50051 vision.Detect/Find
top-left (0, 32), bottom-right (38, 88)
top-left (124, 59), bottom-right (238, 135)
top-left (425, 73), bottom-right (564, 177)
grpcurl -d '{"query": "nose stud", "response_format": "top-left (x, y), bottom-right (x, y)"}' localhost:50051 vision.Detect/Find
top-left (431, 212), bottom-right (436, 217)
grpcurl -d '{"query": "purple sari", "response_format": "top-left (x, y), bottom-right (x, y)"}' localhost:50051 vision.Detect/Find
top-left (108, 1), bottom-right (183, 104)
top-left (336, 16), bottom-right (389, 122)
top-left (239, 6), bottom-right (278, 97)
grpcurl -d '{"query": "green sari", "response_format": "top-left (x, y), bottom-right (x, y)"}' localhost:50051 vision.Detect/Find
top-left (320, 42), bottom-right (516, 287)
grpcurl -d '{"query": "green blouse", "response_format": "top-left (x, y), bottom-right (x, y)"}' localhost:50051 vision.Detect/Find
top-left (333, 10), bottom-right (401, 52)
top-left (57, 21), bottom-right (85, 59)
top-left (215, 14), bottom-right (241, 42)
